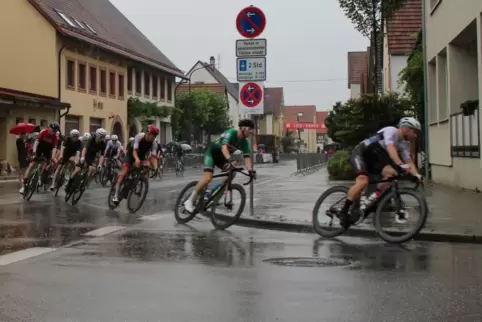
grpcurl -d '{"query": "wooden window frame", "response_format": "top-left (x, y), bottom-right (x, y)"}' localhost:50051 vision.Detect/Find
top-left (127, 68), bottom-right (133, 94)
top-left (167, 78), bottom-right (172, 102)
top-left (89, 64), bottom-right (97, 95)
top-left (144, 72), bottom-right (151, 98)
top-left (160, 76), bottom-right (165, 100)
top-left (118, 72), bottom-right (125, 100)
top-left (99, 67), bottom-right (107, 97)
top-left (109, 70), bottom-right (116, 99)
top-left (66, 57), bottom-right (76, 90)
top-left (135, 70), bottom-right (142, 96)
top-left (152, 75), bottom-right (158, 100)
top-left (77, 61), bottom-right (87, 92)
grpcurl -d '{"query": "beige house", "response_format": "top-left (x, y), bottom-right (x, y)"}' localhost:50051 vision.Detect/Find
top-left (425, 0), bottom-right (482, 189)
top-left (0, 0), bottom-right (184, 167)
top-left (284, 105), bottom-right (318, 152)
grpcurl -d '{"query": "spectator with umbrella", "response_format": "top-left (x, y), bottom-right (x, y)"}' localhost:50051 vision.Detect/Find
top-left (10, 122), bottom-right (36, 182)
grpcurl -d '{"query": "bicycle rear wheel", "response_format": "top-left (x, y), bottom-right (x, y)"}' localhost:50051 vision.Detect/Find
top-left (127, 175), bottom-right (149, 213)
top-left (54, 166), bottom-right (66, 197)
top-left (71, 172), bottom-right (87, 205)
top-left (312, 186), bottom-right (349, 238)
top-left (210, 183), bottom-right (246, 230)
top-left (373, 188), bottom-right (428, 244)
top-left (174, 181), bottom-right (200, 223)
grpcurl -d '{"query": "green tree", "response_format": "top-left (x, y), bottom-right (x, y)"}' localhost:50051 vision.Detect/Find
top-left (338, 0), bottom-right (406, 92)
top-left (281, 130), bottom-right (295, 152)
top-left (325, 93), bottom-right (414, 148)
top-left (174, 89), bottom-right (231, 143)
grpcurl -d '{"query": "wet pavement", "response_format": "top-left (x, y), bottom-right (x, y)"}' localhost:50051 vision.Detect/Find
top-left (1, 217), bottom-right (482, 321)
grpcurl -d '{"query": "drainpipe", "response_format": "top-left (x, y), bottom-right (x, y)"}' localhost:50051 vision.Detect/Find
top-left (57, 43), bottom-right (70, 124)
top-left (422, 2), bottom-right (430, 179)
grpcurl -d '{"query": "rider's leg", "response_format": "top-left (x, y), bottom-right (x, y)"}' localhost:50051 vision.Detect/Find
top-left (183, 152), bottom-right (216, 212)
top-left (113, 163), bottom-right (129, 201)
top-left (50, 162), bottom-right (63, 190)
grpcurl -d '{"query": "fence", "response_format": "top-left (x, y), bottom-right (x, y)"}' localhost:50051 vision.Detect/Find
top-left (293, 153), bottom-right (328, 176)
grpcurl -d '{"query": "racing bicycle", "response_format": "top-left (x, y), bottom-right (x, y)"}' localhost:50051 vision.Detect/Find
top-left (65, 164), bottom-right (92, 205)
top-left (23, 156), bottom-right (47, 201)
top-left (174, 166), bottom-right (255, 230)
top-left (53, 160), bottom-right (75, 197)
top-left (108, 164), bottom-right (150, 213)
top-left (312, 171), bottom-right (427, 244)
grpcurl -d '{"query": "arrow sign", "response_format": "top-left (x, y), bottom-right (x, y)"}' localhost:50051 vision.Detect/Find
top-left (247, 99), bottom-right (254, 104)
top-left (236, 6), bottom-right (266, 38)
top-left (248, 86), bottom-right (254, 91)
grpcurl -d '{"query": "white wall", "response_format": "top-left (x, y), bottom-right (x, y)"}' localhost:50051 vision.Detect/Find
top-left (389, 55), bottom-right (408, 93)
top-left (227, 93), bottom-right (239, 128)
top-left (187, 62), bottom-right (217, 83)
top-left (265, 114), bottom-right (273, 134)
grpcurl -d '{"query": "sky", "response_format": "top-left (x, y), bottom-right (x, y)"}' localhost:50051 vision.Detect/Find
top-left (110, 0), bottom-right (368, 111)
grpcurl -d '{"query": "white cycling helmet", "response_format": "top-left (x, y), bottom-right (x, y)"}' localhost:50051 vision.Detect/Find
top-left (70, 129), bottom-right (80, 137)
top-left (111, 134), bottom-right (118, 141)
top-left (399, 117), bottom-right (421, 131)
top-left (105, 134), bottom-right (111, 140)
top-left (84, 132), bottom-right (91, 139)
top-left (129, 137), bottom-right (135, 142)
top-left (96, 128), bottom-right (108, 137)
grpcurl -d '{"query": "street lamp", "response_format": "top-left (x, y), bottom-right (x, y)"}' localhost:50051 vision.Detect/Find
top-left (297, 112), bottom-right (303, 153)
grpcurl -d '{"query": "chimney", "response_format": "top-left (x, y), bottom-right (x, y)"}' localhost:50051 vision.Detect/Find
top-left (209, 56), bottom-right (215, 70)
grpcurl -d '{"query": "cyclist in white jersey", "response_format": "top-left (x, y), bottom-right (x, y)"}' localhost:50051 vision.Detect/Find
top-left (104, 135), bottom-right (123, 167)
top-left (338, 117), bottom-right (424, 227)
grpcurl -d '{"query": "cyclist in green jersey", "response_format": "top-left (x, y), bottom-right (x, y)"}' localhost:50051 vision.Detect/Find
top-left (183, 119), bottom-right (257, 213)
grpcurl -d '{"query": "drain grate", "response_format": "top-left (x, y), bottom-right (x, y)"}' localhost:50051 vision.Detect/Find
top-left (263, 257), bottom-right (352, 267)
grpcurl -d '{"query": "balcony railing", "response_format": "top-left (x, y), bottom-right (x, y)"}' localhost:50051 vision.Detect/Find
top-left (450, 109), bottom-right (480, 158)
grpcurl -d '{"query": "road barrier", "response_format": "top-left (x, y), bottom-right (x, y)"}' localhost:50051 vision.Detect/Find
top-left (293, 153), bottom-right (328, 176)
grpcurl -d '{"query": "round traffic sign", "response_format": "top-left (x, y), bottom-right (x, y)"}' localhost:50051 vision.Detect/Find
top-left (240, 82), bottom-right (263, 108)
top-left (236, 6), bottom-right (266, 39)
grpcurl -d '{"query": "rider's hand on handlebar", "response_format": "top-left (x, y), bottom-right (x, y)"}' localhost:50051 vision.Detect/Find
top-left (222, 162), bottom-right (232, 172)
top-left (415, 173), bottom-right (424, 183)
top-left (248, 169), bottom-right (257, 179)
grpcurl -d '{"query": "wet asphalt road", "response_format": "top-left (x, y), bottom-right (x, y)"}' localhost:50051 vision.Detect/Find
top-left (0, 165), bottom-right (482, 321)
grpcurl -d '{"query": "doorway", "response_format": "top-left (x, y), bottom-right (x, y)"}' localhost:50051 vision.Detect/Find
top-left (112, 121), bottom-right (124, 144)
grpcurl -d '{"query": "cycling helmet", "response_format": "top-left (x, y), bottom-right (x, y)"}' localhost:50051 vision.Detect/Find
top-left (111, 134), bottom-right (118, 141)
top-left (399, 117), bottom-right (421, 131)
top-left (84, 132), bottom-right (91, 139)
top-left (129, 137), bottom-right (135, 142)
top-left (105, 134), bottom-right (111, 141)
top-left (49, 121), bottom-right (60, 131)
top-left (96, 128), bottom-right (108, 137)
top-left (70, 129), bottom-right (80, 137)
top-left (238, 119), bottom-right (255, 128)
top-left (147, 125), bottom-right (160, 135)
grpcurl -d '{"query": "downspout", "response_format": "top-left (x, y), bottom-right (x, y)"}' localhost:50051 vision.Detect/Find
top-left (422, 2), bottom-right (430, 179)
top-left (58, 43), bottom-right (70, 122)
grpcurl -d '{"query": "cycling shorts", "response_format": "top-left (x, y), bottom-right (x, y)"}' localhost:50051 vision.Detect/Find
top-left (350, 142), bottom-right (394, 176)
top-left (203, 147), bottom-right (228, 172)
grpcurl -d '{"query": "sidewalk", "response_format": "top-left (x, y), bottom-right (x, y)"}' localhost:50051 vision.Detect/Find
top-left (238, 164), bottom-right (482, 243)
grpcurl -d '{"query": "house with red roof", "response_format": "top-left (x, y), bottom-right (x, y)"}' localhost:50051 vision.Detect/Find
top-left (382, 0), bottom-right (422, 93)
top-left (347, 49), bottom-right (370, 98)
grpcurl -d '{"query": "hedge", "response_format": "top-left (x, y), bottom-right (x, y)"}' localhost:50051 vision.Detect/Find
top-left (327, 150), bottom-right (355, 180)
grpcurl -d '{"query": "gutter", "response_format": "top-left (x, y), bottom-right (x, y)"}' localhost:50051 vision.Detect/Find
top-left (422, 2), bottom-right (430, 179)
top-left (57, 41), bottom-right (70, 122)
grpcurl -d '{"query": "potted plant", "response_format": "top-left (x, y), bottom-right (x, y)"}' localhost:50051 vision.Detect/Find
top-left (461, 99), bottom-right (479, 116)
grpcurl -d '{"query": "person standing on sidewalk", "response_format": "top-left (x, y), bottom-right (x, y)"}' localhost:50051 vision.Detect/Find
top-left (16, 132), bottom-right (28, 183)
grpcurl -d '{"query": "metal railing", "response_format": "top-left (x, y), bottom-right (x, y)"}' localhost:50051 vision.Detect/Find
top-left (293, 153), bottom-right (328, 176)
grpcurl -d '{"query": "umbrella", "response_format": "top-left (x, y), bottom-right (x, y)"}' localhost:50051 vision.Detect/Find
top-left (180, 143), bottom-right (192, 151)
top-left (10, 123), bottom-right (36, 135)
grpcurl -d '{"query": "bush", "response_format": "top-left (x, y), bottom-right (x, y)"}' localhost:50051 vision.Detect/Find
top-left (327, 150), bottom-right (354, 180)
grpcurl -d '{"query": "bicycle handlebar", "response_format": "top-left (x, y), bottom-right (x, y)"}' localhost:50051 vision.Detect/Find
top-left (228, 167), bottom-right (256, 185)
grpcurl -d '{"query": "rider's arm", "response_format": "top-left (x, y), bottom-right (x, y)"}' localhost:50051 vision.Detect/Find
top-left (401, 143), bottom-right (420, 176)
top-left (81, 137), bottom-right (91, 159)
top-left (240, 139), bottom-right (253, 171)
top-left (98, 143), bottom-right (106, 166)
top-left (221, 144), bottom-right (231, 161)
top-left (150, 141), bottom-right (158, 169)
top-left (116, 144), bottom-right (122, 158)
top-left (382, 128), bottom-right (403, 165)
top-left (104, 141), bottom-right (111, 157)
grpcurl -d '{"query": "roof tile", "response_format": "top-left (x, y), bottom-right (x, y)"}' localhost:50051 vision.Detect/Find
top-left (386, 0), bottom-right (422, 54)
top-left (347, 51), bottom-right (368, 88)
top-left (31, 0), bottom-right (183, 76)
top-left (316, 111), bottom-right (328, 134)
top-left (264, 87), bottom-right (284, 117)
top-left (284, 105), bottom-right (317, 123)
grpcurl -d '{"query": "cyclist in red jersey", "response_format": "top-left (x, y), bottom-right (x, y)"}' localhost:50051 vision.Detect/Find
top-left (19, 122), bottom-right (60, 194)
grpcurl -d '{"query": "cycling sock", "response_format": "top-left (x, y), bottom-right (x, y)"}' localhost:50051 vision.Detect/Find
top-left (189, 191), bottom-right (198, 203)
top-left (341, 199), bottom-right (353, 213)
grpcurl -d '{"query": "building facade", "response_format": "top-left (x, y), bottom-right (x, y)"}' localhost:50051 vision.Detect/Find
top-left (425, 0), bottom-right (482, 189)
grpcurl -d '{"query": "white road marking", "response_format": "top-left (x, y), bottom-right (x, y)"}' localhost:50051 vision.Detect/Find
top-left (140, 212), bottom-right (172, 221)
top-left (0, 247), bottom-right (58, 266)
top-left (82, 225), bottom-right (126, 237)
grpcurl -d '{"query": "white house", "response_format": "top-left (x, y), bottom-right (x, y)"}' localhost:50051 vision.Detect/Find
top-left (185, 56), bottom-right (239, 127)
top-left (425, 0), bottom-right (482, 189)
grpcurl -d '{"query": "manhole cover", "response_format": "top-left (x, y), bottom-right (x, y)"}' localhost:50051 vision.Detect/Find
top-left (263, 257), bottom-right (352, 267)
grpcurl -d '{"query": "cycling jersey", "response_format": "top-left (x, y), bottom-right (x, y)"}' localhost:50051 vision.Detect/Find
top-left (122, 133), bottom-right (157, 168)
top-left (83, 133), bottom-right (107, 166)
top-left (351, 126), bottom-right (411, 175)
top-left (61, 136), bottom-right (82, 163)
top-left (35, 128), bottom-right (59, 160)
top-left (106, 140), bottom-right (122, 157)
top-left (203, 128), bottom-right (251, 171)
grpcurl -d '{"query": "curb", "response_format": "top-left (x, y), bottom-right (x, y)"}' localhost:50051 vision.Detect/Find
top-left (228, 215), bottom-right (482, 244)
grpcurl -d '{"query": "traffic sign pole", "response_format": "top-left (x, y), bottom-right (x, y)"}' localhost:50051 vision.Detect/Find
top-left (235, 5), bottom-right (267, 216)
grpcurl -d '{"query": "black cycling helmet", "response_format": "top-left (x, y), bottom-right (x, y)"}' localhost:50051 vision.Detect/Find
top-left (49, 121), bottom-right (60, 131)
top-left (238, 119), bottom-right (255, 128)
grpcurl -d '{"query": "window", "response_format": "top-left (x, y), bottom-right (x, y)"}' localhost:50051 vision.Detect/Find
top-left (135, 70), bottom-right (142, 94)
top-left (78, 62), bottom-right (86, 90)
top-left (55, 10), bottom-right (76, 27)
top-left (100, 69), bottom-right (107, 95)
top-left (430, 0), bottom-right (442, 11)
top-left (66, 59), bottom-right (75, 88)
top-left (144, 73), bottom-right (150, 97)
top-left (73, 18), bottom-right (85, 29)
top-left (152, 76), bottom-right (158, 99)
top-left (65, 115), bottom-right (80, 134)
top-left (84, 22), bottom-right (96, 34)
top-left (89, 65), bottom-right (97, 93)
top-left (127, 68), bottom-right (133, 93)
top-left (89, 117), bottom-right (103, 133)
top-left (28, 118), bottom-right (36, 125)
top-left (160, 76), bottom-right (165, 99)
top-left (167, 79), bottom-right (172, 101)
top-left (15, 117), bottom-right (24, 124)
top-left (118, 73), bottom-right (125, 98)
top-left (40, 119), bottom-right (48, 127)
top-left (109, 71), bottom-right (116, 97)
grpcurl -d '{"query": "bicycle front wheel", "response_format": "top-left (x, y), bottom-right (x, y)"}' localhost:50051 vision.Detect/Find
top-left (210, 183), bottom-right (246, 230)
top-left (24, 171), bottom-right (39, 201)
top-left (373, 187), bottom-right (428, 244)
top-left (127, 175), bottom-right (149, 213)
